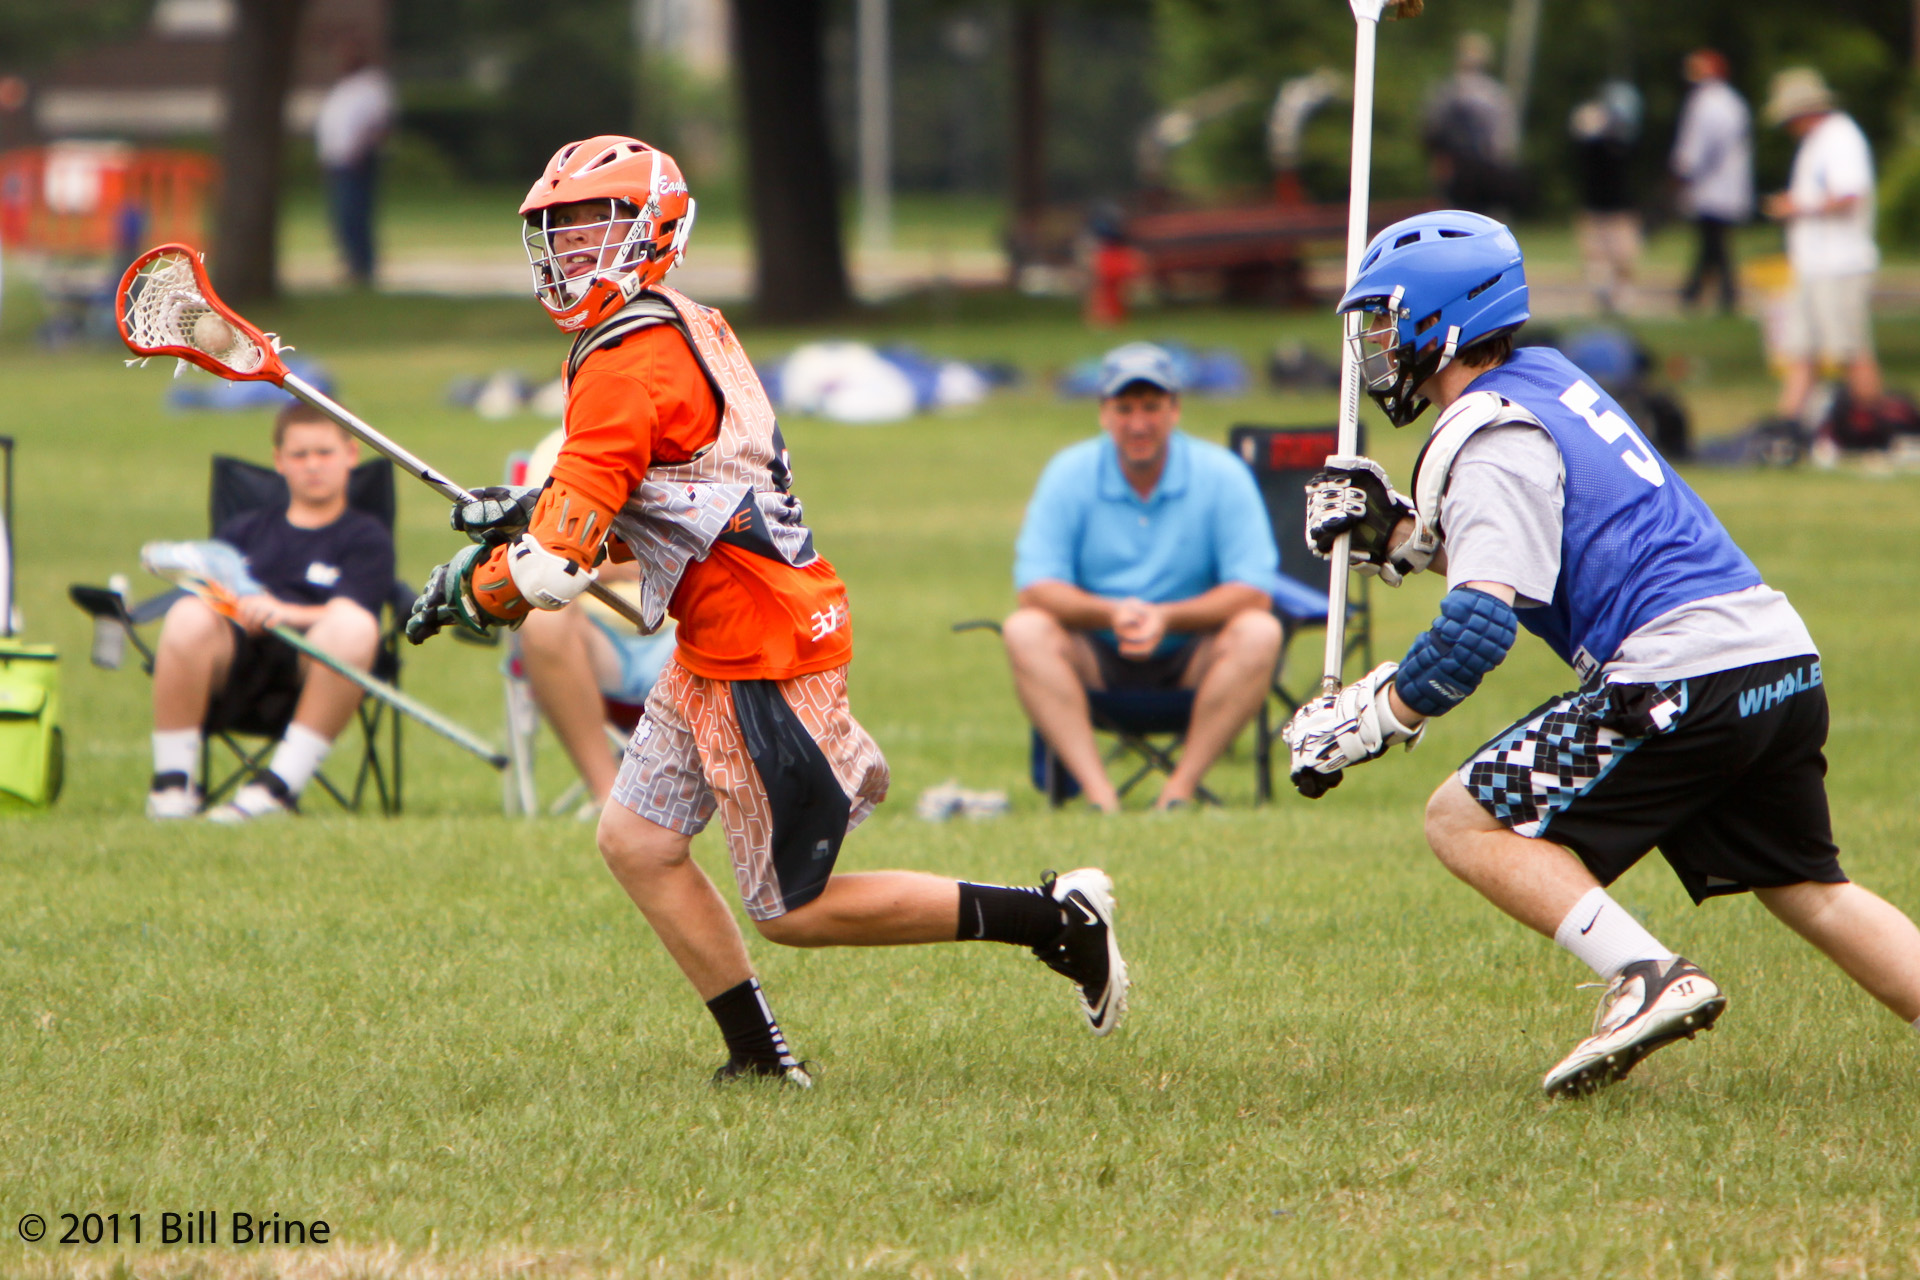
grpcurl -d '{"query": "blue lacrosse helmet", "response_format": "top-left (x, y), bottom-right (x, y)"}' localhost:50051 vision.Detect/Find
top-left (1336, 210), bottom-right (1530, 426)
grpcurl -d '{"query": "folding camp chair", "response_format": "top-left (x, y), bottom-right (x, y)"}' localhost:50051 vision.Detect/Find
top-left (1227, 423), bottom-right (1374, 802)
top-left (69, 454), bottom-right (414, 814)
top-left (501, 631), bottom-right (659, 819)
top-left (953, 620), bottom-right (1224, 808)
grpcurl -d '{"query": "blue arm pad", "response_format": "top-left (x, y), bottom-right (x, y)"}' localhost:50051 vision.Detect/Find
top-left (1395, 587), bottom-right (1518, 718)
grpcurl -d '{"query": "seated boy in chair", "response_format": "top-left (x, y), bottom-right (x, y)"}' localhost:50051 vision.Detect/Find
top-left (147, 402), bottom-right (395, 820)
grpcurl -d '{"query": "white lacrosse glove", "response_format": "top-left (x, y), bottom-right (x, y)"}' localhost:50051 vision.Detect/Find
top-left (1281, 661), bottom-right (1424, 798)
top-left (1303, 456), bottom-right (1433, 587)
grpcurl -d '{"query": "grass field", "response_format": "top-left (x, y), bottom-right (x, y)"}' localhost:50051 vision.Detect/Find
top-left (4, 286), bottom-right (1920, 1278)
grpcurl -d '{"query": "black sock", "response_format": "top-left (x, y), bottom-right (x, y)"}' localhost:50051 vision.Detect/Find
top-left (705, 978), bottom-right (797, 1069)
top-left (957, 882), bottom-right (1064, 947)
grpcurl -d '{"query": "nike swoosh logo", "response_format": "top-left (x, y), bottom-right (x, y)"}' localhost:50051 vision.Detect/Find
top-left (1579, 906), bottom-right (1604, 935)
top-left (972, 901), bottom-right (986, 940)
top-left (1073, 898), bottom-right (1100, 928)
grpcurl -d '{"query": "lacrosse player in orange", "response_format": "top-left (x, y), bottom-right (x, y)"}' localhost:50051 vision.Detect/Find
top-left (407, 138), bottom-right (1127, 1085)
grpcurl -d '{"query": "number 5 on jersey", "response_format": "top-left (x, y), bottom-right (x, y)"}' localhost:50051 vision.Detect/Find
top-left (1559, 379), bottom-right (1665, 487)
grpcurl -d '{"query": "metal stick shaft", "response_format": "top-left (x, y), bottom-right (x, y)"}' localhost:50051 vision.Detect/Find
top-left (282, 372), bottom-right (467, 504)
top-left (267, 623), bottom-right (509, 769)
top-left (1322, 11), bottom-right (1380, 696)
top-left (280, 373), bottom-right (655, 633)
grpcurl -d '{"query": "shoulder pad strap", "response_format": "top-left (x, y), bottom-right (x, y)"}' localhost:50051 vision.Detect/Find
top-left (1410, 390), bottom-right (1545, 546)
top-left (566, 295), bottom-right (684, 382)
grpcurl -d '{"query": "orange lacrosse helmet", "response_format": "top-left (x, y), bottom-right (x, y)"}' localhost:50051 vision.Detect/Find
top-left (519, 136), bottom-right (696, 332)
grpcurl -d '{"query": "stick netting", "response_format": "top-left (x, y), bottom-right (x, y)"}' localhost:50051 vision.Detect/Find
top-left (121, 250), bottom-right (268, 376)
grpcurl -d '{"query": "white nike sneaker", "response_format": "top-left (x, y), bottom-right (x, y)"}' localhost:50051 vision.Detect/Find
top-left (1543, 956), bottom-right (1727, 1098)
top-left (145, 772), bottom-right (201, 820)
top-left (206, 775), bottom-right (297, 824)
top-left (1034, 868), bottom-right (1129, 1036)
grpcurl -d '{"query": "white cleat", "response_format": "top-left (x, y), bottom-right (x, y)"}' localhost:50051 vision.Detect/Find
top-left (1035, 868), bottom-right (1129, 1036)
top-left (206, 777), bottom-right (296, 824)
top-left (145, 772), bottom-right (201, 820)
top-left (1543, 956), bottom-right (1726, 1098)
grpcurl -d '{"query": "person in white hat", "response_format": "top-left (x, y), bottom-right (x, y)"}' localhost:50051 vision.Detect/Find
top-left (1760, 67), bottom-right (1883, 420)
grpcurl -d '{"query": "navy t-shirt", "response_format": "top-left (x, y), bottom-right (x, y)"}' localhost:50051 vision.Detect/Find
top-left (216, 507), bottom-right (394, 617)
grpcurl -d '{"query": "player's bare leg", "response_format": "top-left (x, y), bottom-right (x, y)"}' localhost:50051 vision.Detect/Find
top-left (756, 873), bottom-right (960, 946)
top-left (289, 597), bottom-right (380, 740)
top-left (1846, 352), bottom-right (1884, 407)
top-left (1425, 776), bottom-right (1724, 1096)
top-left (1755, 880), bottom-right (1920, 1022)
top-left (597, 801), bottom-right (755, 999)
top-left (1158, 607), bottom-right (1282, 808)
top-left (152, 594), bottom-right (237, 732)
top-left (519, 605), bottom-right (619, 803)
top-left (1001, 607), bottom-right (1121, 812)
top-left (1777, 357), bottom-right (1818, 419)
top-left (1423, 776), bottom-right (1599, 935)
top-left (211, 597), bottom-right (379, 821)
top-left (148, 595), bottom-right (237, 815)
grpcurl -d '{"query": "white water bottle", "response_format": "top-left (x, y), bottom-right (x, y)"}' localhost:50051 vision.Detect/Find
top-left (91, 573), bottom-right (129, 669)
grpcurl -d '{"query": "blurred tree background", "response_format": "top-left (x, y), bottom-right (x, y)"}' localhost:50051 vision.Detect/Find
top-left (1154, 0), bottom-right (1915, 215)
top-left (5, 0), bottom-right (1920, 261)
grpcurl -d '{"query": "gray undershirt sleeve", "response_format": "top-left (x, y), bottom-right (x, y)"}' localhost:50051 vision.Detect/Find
top-left (1439, 423), bottom-right (1565, 607)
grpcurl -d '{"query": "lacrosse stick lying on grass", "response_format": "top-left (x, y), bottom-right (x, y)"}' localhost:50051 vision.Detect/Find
top-left (116, 243), bottom-right (650, 632)
top-left (142, 540), bottom-right (509, 769)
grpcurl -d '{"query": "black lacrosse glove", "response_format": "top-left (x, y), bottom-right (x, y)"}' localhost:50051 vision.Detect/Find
top-left (1304, 456), bottom-right (1414, 564)
top-left (450, 484), bottom-right (541, 546)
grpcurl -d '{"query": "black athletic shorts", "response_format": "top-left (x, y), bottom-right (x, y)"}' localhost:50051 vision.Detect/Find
top-left (1088, 633), bottom-right (1201, 692)
top-left (1457, 655), bottom-right (1844, 904)
top-left (203, 620), bottom-right (304, 735)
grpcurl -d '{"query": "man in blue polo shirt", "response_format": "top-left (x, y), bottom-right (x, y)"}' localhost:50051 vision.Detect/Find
top-left (1004, 342), bottom-right (1282, 811)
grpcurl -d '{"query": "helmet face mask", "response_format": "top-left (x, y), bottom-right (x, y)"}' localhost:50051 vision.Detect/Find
top-left (524, 198), bottom-right (657, 311)
top-left (1347, 297), bottom-right (1451, 428)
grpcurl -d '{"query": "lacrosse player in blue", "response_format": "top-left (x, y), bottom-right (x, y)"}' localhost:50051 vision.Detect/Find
top-left (1287, 210), bottom-right (1920, 1097)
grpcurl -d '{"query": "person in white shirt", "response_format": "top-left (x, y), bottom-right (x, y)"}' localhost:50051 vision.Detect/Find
top-left (1670, 50), bottom-right (1751, 314)
top-left (314, 47), bottom-right (394, 288)
top-left (1761, 67), bottom-right (1882, 419)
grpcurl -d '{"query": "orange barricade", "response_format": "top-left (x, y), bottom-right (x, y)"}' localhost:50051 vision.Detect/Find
top-left (0, 145), bottom-right (216, 255)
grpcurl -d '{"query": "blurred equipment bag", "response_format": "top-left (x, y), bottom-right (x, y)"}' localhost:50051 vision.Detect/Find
top-left (0, 436), bottom-right (63, 809)
top-left (0, 640), bottom-right (62, 810)
top-left (1819, 387), bottom-right (1920, 453)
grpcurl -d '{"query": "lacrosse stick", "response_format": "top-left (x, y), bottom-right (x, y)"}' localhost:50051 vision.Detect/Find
top-left (1319, 0), bottom-right (1420, 698)
top-left (115, 244), bottom-right (653, 633)
top-left (142, 541), bottom-right (509, 770)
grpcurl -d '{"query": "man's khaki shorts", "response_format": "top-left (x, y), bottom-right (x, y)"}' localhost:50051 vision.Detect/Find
top-left (610, 658), bottom-right (889, 920)
top-left (1779, 272), bottom-right (1875, 362)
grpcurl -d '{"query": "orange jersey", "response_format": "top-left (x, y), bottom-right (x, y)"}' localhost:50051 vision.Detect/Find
top-left (548, 324), bottom-right (853, 681)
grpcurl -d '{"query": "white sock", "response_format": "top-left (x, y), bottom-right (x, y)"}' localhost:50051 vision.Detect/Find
top-left (266, 723), bottom-right (333, 797)
top-left (1553, 888), bottom-right (1676, 980)
top-left (152, 729), bottom-right (202, 787)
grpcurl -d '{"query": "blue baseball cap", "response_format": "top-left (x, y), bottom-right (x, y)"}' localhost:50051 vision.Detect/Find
top-left (1099, 342), bottom-right (1181, 398)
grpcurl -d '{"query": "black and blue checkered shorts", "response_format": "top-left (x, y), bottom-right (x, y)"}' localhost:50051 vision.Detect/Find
top-left (1458, 655), bottom-right (1845, 903)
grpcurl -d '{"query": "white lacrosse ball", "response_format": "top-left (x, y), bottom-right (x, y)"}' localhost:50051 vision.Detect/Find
top-left (191, 312), bottom-right (236, 356)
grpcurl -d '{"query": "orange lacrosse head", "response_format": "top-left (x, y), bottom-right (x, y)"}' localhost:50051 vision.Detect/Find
top-left (116, 243), bottom-right (290, 383)
top-left (519, 137), bottom-right (695, 332)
